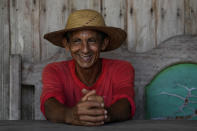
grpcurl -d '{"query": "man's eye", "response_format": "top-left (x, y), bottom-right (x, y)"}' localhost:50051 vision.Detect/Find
top-left (88, 39), bottom-right (96, 43)
top-left (72, 39), bottom-right (81, 44)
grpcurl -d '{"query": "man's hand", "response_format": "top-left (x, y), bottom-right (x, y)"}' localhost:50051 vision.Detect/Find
top-left (64, 90), bottom-right (107, 126)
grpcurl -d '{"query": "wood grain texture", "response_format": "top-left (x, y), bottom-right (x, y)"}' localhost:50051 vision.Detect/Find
top-left (39, 0), bottom-right (69, 61)
top-left (70, 0), bottom-right (101, 12)
top-left (10, 0), bottom-right (40, 63)
top-left (0, 0), bottom-right (10, 120)
top-left (9, 55), bottom-right (21, 120)
top-left (184, 0), bottom-right (197, 35)
top-left (102, 0), bottom-right (126, 29)
top-left (1, 120), bottom-right (197, 131)
top-left (157, 0), bottom-right (184, 44)
top-left (127, 0), bottom-right (157, 52)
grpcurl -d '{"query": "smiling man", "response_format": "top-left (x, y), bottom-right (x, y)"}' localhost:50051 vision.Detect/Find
top-left (40, 9), bottom-right (135, 126)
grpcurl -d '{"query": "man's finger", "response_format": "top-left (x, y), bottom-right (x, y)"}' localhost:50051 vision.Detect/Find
top-left (87, 95), bottom-right (104, 103)
top-left (77, 107), bottom-right (107, 116)
top-left (82, 88), bottom-right (89, 94)
top-left (82, 90), bottom-right (96, 101)
top-left (78, 101), bottom-right (103, 109)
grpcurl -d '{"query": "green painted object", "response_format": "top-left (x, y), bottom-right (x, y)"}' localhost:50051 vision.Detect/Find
top-left (145, 63), bottom-right (197, 120)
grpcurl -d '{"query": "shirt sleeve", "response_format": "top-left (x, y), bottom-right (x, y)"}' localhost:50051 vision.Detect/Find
top-left (40, 63), bottom-right (65, 117)
top-left (112, 61), bottom-right (136, 118)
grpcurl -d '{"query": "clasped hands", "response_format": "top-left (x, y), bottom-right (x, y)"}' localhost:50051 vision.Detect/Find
top-left (65, 89), bottom-right (109, 126)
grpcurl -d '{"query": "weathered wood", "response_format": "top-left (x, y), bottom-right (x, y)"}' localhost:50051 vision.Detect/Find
top-left (39, 0), bottom-right (70, 61)
top-left (184, 0), bottom-right (197, 35)
top-left (127, 0), bottom-right (157, 52)
top-left (0, 120), bottom-right (197, 131)
top-left (70, 0), bottom-right (101, 12)
top-left (10, 0), bottom-right (40, 63)
top-left (102, 0), bottom-right (126, 29)
top-left (157, 0), bottom-right (185, 44)
top-left (0, 0), bottom-right (10, 120)
top-left (101, 0), bottom-right (127, 54)
top-left (9, 55), bottom-right (21, 120)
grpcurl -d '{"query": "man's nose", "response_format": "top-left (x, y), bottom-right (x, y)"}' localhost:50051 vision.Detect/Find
top-left (81, 41), bottom-right (89, 53)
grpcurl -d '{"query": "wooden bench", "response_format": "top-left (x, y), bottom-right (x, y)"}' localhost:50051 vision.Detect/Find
top-left (9, 35), bottom-right (197, 120)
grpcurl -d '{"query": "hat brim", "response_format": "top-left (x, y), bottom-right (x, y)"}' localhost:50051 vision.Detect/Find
top-left (44, 26), bottom-right (127, 52)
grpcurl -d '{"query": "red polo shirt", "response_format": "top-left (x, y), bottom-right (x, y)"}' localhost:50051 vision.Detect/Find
top-left (40, 58), bottom-right (135, 117)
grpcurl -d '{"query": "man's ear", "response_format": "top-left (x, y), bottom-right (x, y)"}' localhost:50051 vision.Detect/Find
top-left (62, 38), bottom-right (69, 51)
top-left (101, 37), bottom-right (109, 51)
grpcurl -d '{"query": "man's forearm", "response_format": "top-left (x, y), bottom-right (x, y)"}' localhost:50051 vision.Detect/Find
top-left (44, 98), bottom-right (67, 123)
top-left (106, 98), bottom-right (131, 122)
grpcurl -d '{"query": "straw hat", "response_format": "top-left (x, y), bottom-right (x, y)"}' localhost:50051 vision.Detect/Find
top-left (44, 9), bottom-right (127, 52)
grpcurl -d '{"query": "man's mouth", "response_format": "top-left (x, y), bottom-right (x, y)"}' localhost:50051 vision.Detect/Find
top-left (80, 55), bottom-right (92, 62)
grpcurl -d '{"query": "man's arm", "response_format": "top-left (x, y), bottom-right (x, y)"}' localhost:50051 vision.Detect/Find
top-left (105, 98), bottom-right (131, 122)
top-left (44, 90), bottom-right (107, 126)
top-left (86, 95), bottom-right (131, 123)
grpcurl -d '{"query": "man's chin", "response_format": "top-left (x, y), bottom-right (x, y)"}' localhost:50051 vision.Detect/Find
top-left (76, 61), bottom-right (94, 69)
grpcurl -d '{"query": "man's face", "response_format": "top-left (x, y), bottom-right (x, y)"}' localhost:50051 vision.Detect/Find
top-left (66, 30), bottom-right (107, 69)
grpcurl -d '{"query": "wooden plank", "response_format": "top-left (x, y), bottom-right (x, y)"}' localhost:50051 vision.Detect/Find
top-left (184, 0), bottom-right (197, 35)
top-left (10, 0), bottom-right (40, 63)
top-left (0, 0), bottom-right (10, 120)
top-left (40, 0), bottom-right (70, 61)
top-left (157, 0), bottom-right (185, 44)
top-left (127, 0), bottom-right (157, 52)
top-left (9, 55), bottom-right (21, 120)
top-left (70, 0), bottom-right (101, 11)
top-left (101, 0), bottom-right (126, 29)
top-left (0, 120), bottom-right (197, 131)
top-left (101, 0), bottom-right (127, 54)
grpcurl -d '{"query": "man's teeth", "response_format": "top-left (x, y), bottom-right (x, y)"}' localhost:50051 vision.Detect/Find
top-left (81, 55), bottom-right (92, 61)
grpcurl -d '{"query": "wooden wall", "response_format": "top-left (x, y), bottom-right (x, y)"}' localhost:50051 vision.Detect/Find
top-left (0, 0), bottom-right (10, 120)
top-left (0, 0), bottom-right (197, 120)
top-left (9, 0), bottom-right (197, 64)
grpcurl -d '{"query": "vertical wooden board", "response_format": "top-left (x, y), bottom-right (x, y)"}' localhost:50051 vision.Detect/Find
top-left (0, 0), bottom-right (10, 120)
top-left (100, 0), bottom-right (128, 55)
top-left (9, 55), bottom-right (21, 120)
top-left (70, 0), bottom-right (101, 12)
top-left (157, 0), bottom-right (184, 45)
top-left (102, 0), bottom-right (126, 29)
top-left (184, 0), bottom-right (197, 35)
top-left (40, 0), bottom-right (70, 61)
top-left (10, 0), bottom-right (40, 63)
top-left (127, 0), bottom-right (157, 52)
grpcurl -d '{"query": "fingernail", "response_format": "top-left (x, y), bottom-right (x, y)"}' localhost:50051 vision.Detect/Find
top-left (101, 103), bottom-right (104, 107)
top-left (104, 110), bottom-right (107, 114)
top-left (105, 115), bottom-right (108, 119)
top-left (102, 121), bottom-right (104, 124)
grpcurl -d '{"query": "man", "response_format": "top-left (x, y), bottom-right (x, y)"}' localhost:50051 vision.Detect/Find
top-left (41, 9), bottom-right (135, 126)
